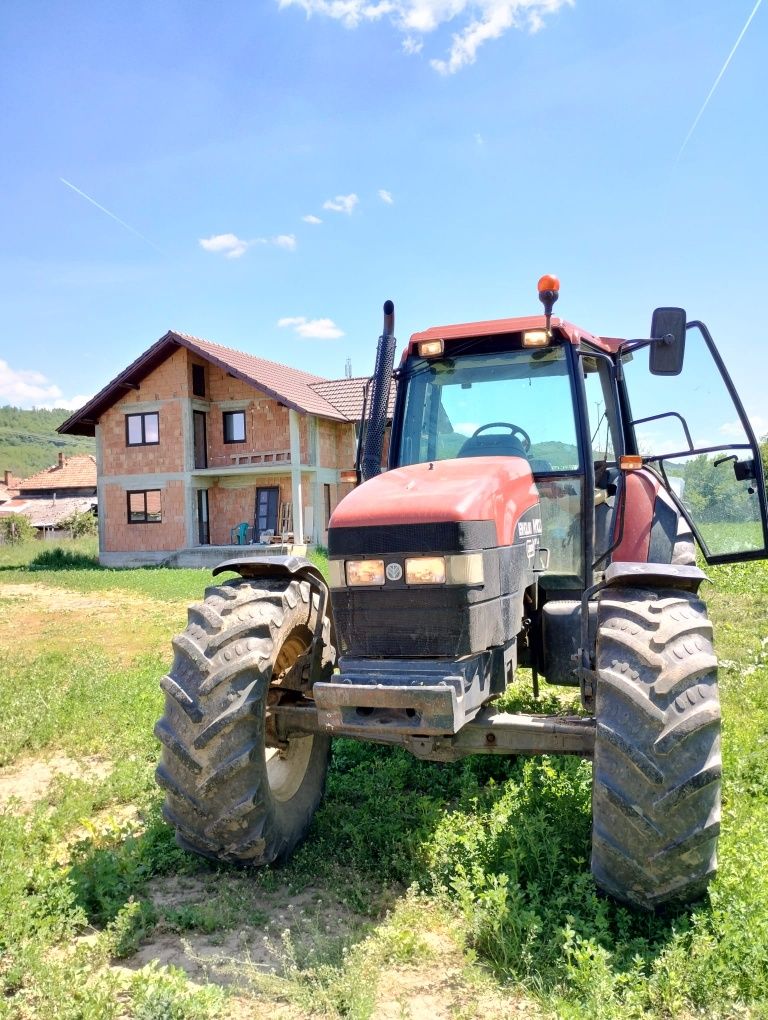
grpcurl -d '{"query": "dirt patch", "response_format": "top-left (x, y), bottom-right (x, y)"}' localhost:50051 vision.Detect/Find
top-left (116, 874), bottom-right (368, 989)
top-left (0, 753), bottom-right (112, 812)
top-left (0, 582), bottom-right (184, 663)
top-left (374, 929), bottom-right (543, 1019)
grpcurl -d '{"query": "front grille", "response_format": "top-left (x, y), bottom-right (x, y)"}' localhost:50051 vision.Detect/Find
top-left (328, 520), bottom-right (497, 555)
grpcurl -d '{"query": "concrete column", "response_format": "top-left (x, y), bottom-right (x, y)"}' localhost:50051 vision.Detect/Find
top-left (95, 424), bottom-right (106, 559)
top-left (180, 399), bottom-right (196, 549)
top-left (289, 409), bottom-right (304, 544)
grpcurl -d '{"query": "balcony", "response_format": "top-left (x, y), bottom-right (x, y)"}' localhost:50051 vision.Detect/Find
top-left (194, 449), bottom-right (304, 474)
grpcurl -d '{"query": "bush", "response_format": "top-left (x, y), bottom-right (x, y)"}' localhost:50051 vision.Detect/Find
top-left (58, 508), bottom-right (98, 538)
top-left (0, 515), bottom-right (35, 544)
top-left (29, 546), bottom-right (100, 570)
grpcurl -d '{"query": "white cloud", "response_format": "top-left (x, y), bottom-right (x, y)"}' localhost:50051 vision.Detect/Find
top-left (278, 316), bottom-right (345, 339)
top-left (200, 232), bottom-right (297, 256)
top-left (278, 1), bottom-right (572, 74)
top-left (378, 188), bottom-right (394, 204)
top-left (303, 214), bottom-right (323, 224)
top-left (722, 414), bottom-right (768, 440)
top-left (323, 193), bottom-right (359, 214)
top-left (199, 233), bottom-right (253, 258)
top-left (0, 360), bottom-right (90, 410)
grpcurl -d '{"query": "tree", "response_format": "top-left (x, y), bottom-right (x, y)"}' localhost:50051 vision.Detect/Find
top-left (0, 515), bottom-right (36, 544)
top-left (58, 508), bottom-right (98, 538)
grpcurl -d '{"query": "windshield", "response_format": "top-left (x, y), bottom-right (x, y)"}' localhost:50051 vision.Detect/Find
top-left (396, 345), bottom-right (580, 470)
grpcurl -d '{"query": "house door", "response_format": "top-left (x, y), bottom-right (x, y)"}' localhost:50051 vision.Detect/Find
top-left (254, 487), bottom-right (279, 538)
top-left (197, 489), bottom-right (210, 545)
top-left (193, 411), bottom-right (207, 469)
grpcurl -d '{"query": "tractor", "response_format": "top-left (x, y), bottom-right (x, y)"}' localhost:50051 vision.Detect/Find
top-left (155, 277), bottom-right (768, 910)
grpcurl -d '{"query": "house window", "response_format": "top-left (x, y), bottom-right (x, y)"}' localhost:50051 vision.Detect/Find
top-left (127, 489), bottom-right (162, 523)
top-left (126, 412), bottom-right (159, 446)
top-left (192, 364), bottom-right (206, 398)
top-left (223, 410), bottom-right (246, 443)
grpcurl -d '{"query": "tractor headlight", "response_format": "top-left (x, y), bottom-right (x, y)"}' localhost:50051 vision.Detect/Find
top-left (404, 556), bottom-right (446, 584)
top-left (403, 554), bottom-right (484, 585)
top-left (346, 559), bottom-right (385, 586)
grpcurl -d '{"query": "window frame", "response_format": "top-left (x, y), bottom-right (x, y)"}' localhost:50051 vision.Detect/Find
top-left (125, 411), bottom-right (160, 447)
top-left (126, 489), bottom-right (163, 524)
top-left (223, 410), bottom-right (246, 444)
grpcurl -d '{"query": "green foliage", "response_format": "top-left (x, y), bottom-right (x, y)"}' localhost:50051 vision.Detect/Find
top-left (57, 508), bottom-right (98, 537)
top-left (760, 433), bottom-right (768, 486)
top-left (0, 513), bottom-right (36, 543)
top-left (30, 545), bottom-right (101, 570)
top-left (103, 898), bottom-right (158, 958)
top-left (0, 404), bottom-right (95, 478)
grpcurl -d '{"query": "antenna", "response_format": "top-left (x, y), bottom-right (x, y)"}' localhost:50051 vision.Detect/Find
top-left (345, 357), bottom-right (352, 379)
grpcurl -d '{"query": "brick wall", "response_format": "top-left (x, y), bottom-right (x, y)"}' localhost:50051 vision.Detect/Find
top-left (101, 347), bottom-right (188, 476)
top-left (318, 420), bottom-right (356, 469)
top-left (209, 476), bottom-right (293, 545)
top-left (102, 480), bottom-right (186, 552)
top-left (205, 365), bottom-right (297, 467)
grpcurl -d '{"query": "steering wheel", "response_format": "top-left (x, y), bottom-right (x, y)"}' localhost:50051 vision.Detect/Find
top-left (471, 422), bottom-right (531, 453)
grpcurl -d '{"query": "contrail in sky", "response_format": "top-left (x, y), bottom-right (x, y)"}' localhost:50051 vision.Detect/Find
top-left (678, 0), bottom-right (763, 159)
top-left (59, 177), bottom-right (164, 254)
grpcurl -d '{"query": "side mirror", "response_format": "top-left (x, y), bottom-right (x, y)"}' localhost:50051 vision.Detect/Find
top-left (649, 307), bottom-right (686, 376)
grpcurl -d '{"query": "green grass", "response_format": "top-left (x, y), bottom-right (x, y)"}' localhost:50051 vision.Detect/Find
top-left (0, 555), bottom-right (766, 1017)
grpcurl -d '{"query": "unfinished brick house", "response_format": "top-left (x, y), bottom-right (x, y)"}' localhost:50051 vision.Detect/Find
top-left (58, 331), bottom-right (369, 566)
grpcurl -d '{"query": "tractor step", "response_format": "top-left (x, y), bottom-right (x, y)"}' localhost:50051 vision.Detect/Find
top-left (313, 652), bottom-right (496, 735)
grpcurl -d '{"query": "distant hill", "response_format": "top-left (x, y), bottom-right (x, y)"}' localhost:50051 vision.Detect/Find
top-left (0, 406), bottom-right (95, 479)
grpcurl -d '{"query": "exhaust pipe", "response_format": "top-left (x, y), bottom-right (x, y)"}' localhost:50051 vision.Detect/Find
top-left (360, 300), bottom-right (396, 481)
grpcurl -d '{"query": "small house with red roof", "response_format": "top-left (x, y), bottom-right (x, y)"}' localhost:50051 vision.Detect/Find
top-left (0, 455), bottom-right (97, 536)
top-left (58, 331), bottom-right (375, 566)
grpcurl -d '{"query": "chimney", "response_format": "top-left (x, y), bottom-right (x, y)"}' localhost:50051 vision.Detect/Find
top-left (58, 452), bottom-right (65, 468)
top-left (4, 470), bottom-right (11, 486)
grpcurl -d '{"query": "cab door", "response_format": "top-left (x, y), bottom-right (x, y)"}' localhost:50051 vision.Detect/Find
top-left (620, 321), bottom-right (768, 563)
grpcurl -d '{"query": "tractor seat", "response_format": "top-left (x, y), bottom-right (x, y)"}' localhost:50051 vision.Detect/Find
top-left (457, 433), bottom-right (528, 459)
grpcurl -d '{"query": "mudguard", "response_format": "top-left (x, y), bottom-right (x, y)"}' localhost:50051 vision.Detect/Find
top-left (211, 554), bottom-right (326, 589)
top-left (602, 560), bottom-right (708, 593)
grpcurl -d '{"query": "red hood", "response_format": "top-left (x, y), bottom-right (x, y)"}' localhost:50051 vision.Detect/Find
top-left (330, 458), bottom-right (540, 546)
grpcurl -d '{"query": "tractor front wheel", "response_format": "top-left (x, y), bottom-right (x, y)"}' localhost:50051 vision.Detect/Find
top-left (155, 576), bottom-right (334, 865)
top-left (591, 587), bottom-right (721, 910)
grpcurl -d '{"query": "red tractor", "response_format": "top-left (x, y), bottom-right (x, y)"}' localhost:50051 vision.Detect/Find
top-left (156, 278), bottom-right (768, 909)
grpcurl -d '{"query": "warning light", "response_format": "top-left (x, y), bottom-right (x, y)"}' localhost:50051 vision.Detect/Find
top-left (620, 455), bottom-right (643, 471)
top-left (537, 274), bottom-right (560, 293)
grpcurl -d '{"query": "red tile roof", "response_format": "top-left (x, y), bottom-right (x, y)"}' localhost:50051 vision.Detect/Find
top-left (174, 332), bottom-right (346, 421)
top-left (0, 475), bottom-right (21, 503)
top-left (309, 377), bottom-right (396, 421)
top-left (59, 330), bottom-right (354, 436)
top-left (18, 455), bottom-right (97, 492)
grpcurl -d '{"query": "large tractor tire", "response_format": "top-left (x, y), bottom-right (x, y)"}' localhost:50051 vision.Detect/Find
top-left (591, 587), bottom-right (721, 910)
top-left (155, 576), bottom-right (335, 865)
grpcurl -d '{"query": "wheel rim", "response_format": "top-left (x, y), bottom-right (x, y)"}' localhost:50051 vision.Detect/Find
top-left (266, 628), bottom-right (314, 803)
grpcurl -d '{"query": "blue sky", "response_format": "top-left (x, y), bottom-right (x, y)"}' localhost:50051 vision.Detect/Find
top-left (0, 0), bottom-right (766, 438)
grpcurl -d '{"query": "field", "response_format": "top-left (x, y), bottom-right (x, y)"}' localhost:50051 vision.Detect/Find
top-left (0, 539), bottom-right (767, 1019)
